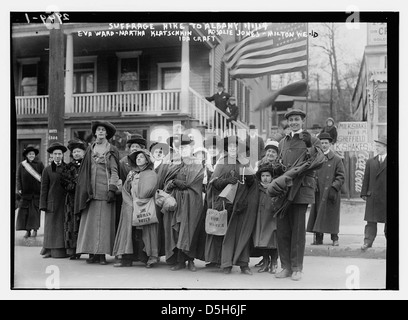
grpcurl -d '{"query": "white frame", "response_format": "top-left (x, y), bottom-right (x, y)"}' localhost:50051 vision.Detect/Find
top-left (17, 57), bottom-right (40, 96)
top-left (116, 51), bottom-right (142, 92)
top-left (73, 56), bottom-right (98, 94)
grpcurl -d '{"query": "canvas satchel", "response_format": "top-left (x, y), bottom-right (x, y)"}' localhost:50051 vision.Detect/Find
top-left (132, 197), bottom-right (158, 226)
top-left (205, 201), bottom-right (228, 236)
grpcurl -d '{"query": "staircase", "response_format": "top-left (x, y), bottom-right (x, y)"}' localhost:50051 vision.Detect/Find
top-left (189, 87), bottom-right (250, 138)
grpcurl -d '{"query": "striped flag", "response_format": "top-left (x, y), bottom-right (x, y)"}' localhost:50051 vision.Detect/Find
top-left (224, 23), bottom-right (308, 79)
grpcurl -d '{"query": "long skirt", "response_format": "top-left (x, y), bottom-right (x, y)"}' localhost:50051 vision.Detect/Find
top-left (76, 200), bottom-right (116, 255)
top-left (16, 199), bottom-right (41, 231)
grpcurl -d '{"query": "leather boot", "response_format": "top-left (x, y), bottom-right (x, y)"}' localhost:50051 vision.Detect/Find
top-left (99, 255), bottom-right (107, 265)
top-left (258, 256), bottom-right (270, 273)
top-left (86, 254), bottom-right (99, 264)
top-left (24, 230), bottom-right (30, 239)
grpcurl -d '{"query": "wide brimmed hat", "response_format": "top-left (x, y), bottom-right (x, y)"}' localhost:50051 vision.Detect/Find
top-left (374, 136), bottom-right (387, 146)
top-left (284, 108), bottom-right (306, 119)
top-left (318, 132), bottom-right (333, 142)
top-left (67, 139), bottom-right (87, 152)
top-left (223, 136), bottom-right (248, 153)
top-left (91, 120), bottom-right (116, 140)
top-left (256, 164), bottom-right (275, 180)
top-left (129, 149), bottom-right (153, 166)
top-left (22, 145), bottom-right (39, 157)
top-left (149, 142), bottom-right (170, 156)
top-left (127, 134), bottom-right (146, 147)
top-left (47, 142), bottom-right (67, 154)
top-left (264, 140), bottom-right (279, 152)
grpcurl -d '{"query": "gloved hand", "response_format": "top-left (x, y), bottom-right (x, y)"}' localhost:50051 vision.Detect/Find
top-left (173, 179), bottom-right (188, 190)
top-left (300, 131), bottom-right (312, 147)
top-left (107, 190), bottom-right (116, 203)
top-left (328, 187), bottom-right (338, 202)
top-left (226, 176), bottom-right (239, 185)
top-left (244, 175), bottom-right (255, 186)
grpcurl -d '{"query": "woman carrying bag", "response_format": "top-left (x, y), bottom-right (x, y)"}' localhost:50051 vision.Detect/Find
top-left (205, 136), bottom-right (259, 275)
top-left (113, 150), bottom-right (160, 268)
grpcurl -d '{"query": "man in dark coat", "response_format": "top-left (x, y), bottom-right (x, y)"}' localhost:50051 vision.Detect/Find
top-left (16, 145), bottom-right (44, 238)
top-left (307, 133), bottom-right (345, 246)
top-left (272, 109), bottom-right (323, 281)
top-left (247, 124), bottom-right (265, 168)
top-left (206, 82), bottom-right (231, 114)
top-left (360, 136), bottom-right (387, 250)
top-left (39, 142), bottom-right (68, 258)
top-left (225, 96), bottom-right (240, 123)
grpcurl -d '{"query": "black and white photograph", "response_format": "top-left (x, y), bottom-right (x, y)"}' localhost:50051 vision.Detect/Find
top-left (4, 1), bottom-right (403, 301)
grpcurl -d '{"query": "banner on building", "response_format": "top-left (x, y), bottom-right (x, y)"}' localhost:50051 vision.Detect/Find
top-left (367, 23), bottom-right (387, 46)
top-left (334, 122), bottom-right (374, 152)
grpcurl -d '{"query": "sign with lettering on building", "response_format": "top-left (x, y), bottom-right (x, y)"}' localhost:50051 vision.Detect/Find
top-left (367, 23), bottom-right (387, 46)
top-left (334, 122), bottom-right (374, 152)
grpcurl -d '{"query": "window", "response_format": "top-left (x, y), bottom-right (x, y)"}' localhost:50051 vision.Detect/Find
top-left (117, 51), bottom-right (142, 92)
top-left (72, 57), bottom-right (97, 94)
top-left (18, 58), bottom-right (40, 96)
top-left (162, 68), bottom-right (181, 90)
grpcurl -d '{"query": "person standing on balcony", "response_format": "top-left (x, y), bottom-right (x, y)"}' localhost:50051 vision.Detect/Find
top-left (206, 82), bottom-right (231, 130)
top-left (225, 96), bottom-right (240, 124)
top-left (60, 139), bottom-right (87, 260)
top-left (16, 145), bottom-right (44, 239)
top-left (306, 133), bottom-right (345, 247)
top-left (360, 136), bottom-right (387, 251)
top-left (74, 121), bottom-right (120, 265)
top-left (157, 135), bottom-right (204, 272)
top-left (39, 142), bottom-right (68, 259)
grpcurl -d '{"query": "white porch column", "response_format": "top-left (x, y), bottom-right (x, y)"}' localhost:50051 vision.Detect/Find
top-left (65, 33), bottom-right (74, 113)
top-left (180, 24), bottom-right (190, 114)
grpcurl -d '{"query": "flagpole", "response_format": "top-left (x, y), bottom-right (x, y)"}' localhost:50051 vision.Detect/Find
top-left (306, 22), bottom-right (309, 128)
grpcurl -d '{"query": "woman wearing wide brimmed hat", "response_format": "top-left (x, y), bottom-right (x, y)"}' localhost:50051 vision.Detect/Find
top-left (74, 121), bottom-right (120, 265)
top-left (60, 139), bottom-right (87, 260)
top-left (205, 135), bottom-right (259, 275)
top-left (39, 142), bottom-right (68, 258)
top-left (156, 134), bottom-right (205, 272)
top-left (16, 145), bottom-right (45, 239)
top-left (113, 149), bottom-right (160, 268)
top-left (149, 142), bottom-right (170, 171)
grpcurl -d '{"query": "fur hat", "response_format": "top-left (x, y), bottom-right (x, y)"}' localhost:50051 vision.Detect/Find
top-left (264, 140), bottom-right (279, 152)
top-left (67, 139), bottom-right (87, 152)
top-left (126, 134), bottom-right (146, 148)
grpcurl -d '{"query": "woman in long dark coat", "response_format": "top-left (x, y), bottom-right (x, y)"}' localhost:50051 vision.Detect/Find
top-left (205, 136), bottom-right (259, 275)
top-left (156, 134), bottom-right (204, 271)
top-left (39, 142), bottom-right (68, 258)
top-left (113, 149), bottom-right (159, 268)
top-left (60, 139), bottom-right (86, 259)
top-left (16, 145), bottom-right (44, 238)
top-left (74, 121), bottom-right (120, 265)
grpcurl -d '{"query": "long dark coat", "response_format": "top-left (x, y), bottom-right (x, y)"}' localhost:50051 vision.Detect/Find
top-left (307, 151), bottom-right (345, 234)
top-left (205, 155), bottom-right (259, 268)
top-left (60, 159), bottom-right (82, 252)
top-left (361, 155), bottom-right (387, 223)
top-left (16, 159), bottom-right (44, 231)
top-left (40, 162), bottom-right (67, 249)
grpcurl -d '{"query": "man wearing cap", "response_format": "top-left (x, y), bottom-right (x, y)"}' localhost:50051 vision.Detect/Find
top-left (307, 133), bottom-right (345, 247)
top-left (40, 142), bottom-right (68, 258)
top-left (274, 108), bottom-right (323, 281)
top-left (16, 145), bottom-right (45, 239)
top-left (360, 136), bottom-right (387, 250)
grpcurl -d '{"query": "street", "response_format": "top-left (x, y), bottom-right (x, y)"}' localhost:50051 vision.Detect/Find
top-left (13, 246), bottom-right (385, 290)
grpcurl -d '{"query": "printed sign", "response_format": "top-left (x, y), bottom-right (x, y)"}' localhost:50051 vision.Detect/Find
top-left (367, 23), bottom-right (387, 46)
top-left (334, 122), bottom-right (374, 152)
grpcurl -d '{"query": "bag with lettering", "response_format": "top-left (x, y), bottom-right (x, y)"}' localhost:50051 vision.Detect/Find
top-left (132, 197), bottom-right (158, 227)
top-left (205, 201), bottom-right (228, 236)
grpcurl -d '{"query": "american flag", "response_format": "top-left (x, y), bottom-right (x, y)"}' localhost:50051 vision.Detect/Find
top-left (224, 23), bottom-right (308, 79)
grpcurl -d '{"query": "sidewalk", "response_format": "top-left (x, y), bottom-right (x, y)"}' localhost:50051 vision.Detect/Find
top-left (13, 199), bottom-right (386, 259)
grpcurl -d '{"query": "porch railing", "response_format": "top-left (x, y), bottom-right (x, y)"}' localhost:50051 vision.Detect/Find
top-left (189, 87), bottom-right (249, 138)
top-left (15, 95), bottom-right (48, 115)
top-left (72, 90), bottom-right (181, 114)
